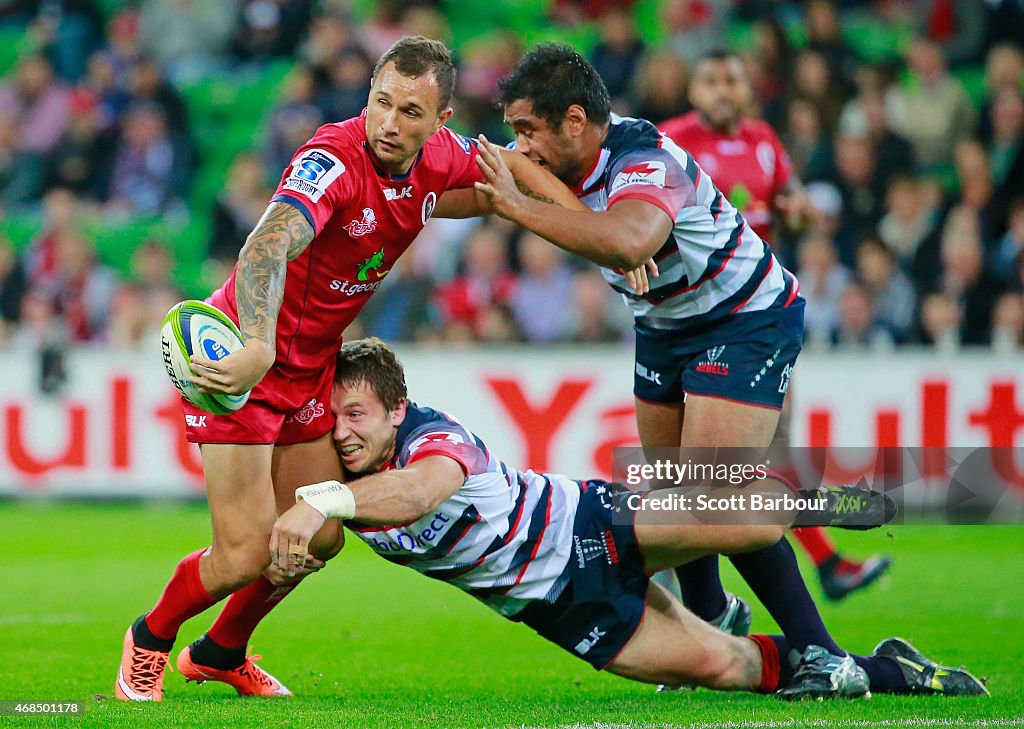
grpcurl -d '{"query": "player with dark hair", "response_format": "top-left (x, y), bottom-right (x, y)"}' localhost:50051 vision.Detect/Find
top-left (114, 36), bottom-right (588, 702)
top-left (660, 49), bottom-right (800, 243)
top-left (268, 338), bottom-right (985, 699)
top-left (436, 42), bottom-right (895, 698)
top-left (658, 50), bottom-right (892, 606)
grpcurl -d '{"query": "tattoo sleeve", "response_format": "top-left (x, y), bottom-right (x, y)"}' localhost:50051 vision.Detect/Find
top-left (235, 201), bottom-right (315, 346)
top-left (516, 180), bottom-right (556, 205)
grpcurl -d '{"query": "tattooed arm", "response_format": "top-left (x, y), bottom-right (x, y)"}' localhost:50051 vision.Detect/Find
top-left (235, 202), bottom-right (315, 346)
top-left (188, 202), bottom-right (314, 395)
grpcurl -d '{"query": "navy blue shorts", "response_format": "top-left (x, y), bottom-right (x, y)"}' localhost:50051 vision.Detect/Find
top-left (633, 301), bottom-right (805, 410)
top-left (514, 481), bottom-right (648, 670)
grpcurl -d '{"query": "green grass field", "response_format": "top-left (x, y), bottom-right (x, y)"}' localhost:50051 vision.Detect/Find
top-left (1, 502), bottom-right (1021, 728)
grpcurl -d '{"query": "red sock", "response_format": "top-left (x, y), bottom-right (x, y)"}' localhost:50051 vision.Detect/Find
top-left (206, 576), bottom-right (295, 650)
top-left (145, 548), bottom-right (219, 642)
top-left (768, 464), bottom-right (804, 493)
top-left (835, 558), bottom-right (862, 574)
top-left (792, 527), bottom-right (837, 566)
top-left (747, 634), bottom-right (781, 693)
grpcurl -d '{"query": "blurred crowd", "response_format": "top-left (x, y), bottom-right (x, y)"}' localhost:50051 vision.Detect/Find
top-left (1, 0), bottom-right (1024, 357)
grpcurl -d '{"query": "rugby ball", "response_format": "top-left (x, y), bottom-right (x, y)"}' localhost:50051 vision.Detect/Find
top-left (160, 300), bottom-right (251, 414)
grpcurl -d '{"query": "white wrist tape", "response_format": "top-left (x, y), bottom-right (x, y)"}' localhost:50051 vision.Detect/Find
top-left (295, 480), bottom-right (356, 520)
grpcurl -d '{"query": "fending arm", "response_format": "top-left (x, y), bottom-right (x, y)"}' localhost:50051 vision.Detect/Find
top-left (472, 138), bottom-right (672, 270)
top-left (433, 146), bottom-right (587, 219)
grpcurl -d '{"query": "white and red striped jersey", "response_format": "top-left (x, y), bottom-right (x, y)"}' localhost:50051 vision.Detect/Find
top-left (345, 402), bottom-right (581, 618)
top-left (567, 114), bottom-right (801, 328)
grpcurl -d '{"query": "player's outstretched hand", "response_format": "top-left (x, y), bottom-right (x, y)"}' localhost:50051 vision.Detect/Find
top-left (474, 134), bottom-right (524, 220)
top-left (271, 501), bottom-right (327, 577)
top-left (189, 340), bottom-right (275, 395)
top-left (621, 258), bottom-right (660, 295)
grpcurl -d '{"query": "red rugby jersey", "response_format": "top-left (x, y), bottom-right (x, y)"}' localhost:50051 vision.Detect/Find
top-left (658, 111), bottom-right (792, 242)
top-left (209, 114), bottom-right (482, 377)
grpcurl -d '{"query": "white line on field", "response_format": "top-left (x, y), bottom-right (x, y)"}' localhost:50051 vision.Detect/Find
top-left (530, 719), bottom-right (1024, 729)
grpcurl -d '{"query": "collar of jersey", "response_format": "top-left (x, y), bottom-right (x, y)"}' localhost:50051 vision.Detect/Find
top-left (363, 141), bottom-right (423, 181)
top-left (695, 111), bottom-right (743, 139)
top-left (572, 146), bottom-right (610, 196)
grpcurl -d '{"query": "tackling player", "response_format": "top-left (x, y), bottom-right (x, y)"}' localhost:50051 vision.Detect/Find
top-left (270, 338), bottom-right (986, 699)
top-left (438, 43), bottom-right (888, 696)
top-left (114, 36), bottom-right (591, 703)
top-left (658, 50), bottom-right (891, 605)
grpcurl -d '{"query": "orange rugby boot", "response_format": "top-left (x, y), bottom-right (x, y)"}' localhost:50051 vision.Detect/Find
top-left (176, 645), bottom-right (292, 697)
top-left (114, 625), bottom-right (170, 702)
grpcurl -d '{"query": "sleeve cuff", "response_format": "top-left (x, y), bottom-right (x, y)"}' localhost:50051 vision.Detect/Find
top-left (608, 191), bottom-right (679, 221)
top-left (272, 194), bottom-right (317, 233)
top-left (406, 444), bottom-right (483, 477)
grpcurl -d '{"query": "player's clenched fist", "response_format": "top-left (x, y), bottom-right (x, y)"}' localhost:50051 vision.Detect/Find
top-left (264, 552), bottom-right (326, 586)
top-left (270, 501), bottom-right (327, 576)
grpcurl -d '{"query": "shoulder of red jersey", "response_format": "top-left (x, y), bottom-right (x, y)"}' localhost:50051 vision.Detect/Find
top-left (277, 122), bottom-right (364, 208)
top-left (418, 126), bottom-right (477, 166)
top-left (301, 119), bottom-right (366, 155)
top-left (739, 118), bottom-right (784, 144)
top-left (435, 126), bottom-right (477, 155)
top-left (420, 126), bottom-right (483, 191)
top-left (316, 116), bottom-right (365, 140)
top-left (658, 111), bottom-right (702, 138)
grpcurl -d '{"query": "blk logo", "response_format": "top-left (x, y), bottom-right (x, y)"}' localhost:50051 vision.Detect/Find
top-left (384, 186), bottom-right (413, 201)
top-left (636, 363), bottom-right (662, 385)
top-left (574, 626), bottom-right (607, 655)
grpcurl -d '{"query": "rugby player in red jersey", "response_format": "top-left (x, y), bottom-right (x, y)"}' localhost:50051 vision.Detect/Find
top-left (658, 50), bottom-right (801, 244)
top-left (660, 51), bottom-right (891, 605)
top-left (114, 36), bottom-right (592, 702)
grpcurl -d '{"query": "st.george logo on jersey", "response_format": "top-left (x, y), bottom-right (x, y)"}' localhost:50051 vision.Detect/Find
top-left (284, 149), bottom-right (346, 203)
top-left (356, 247), bottom-right (388, 280)
top-left (610, 161), bottom-right (666, 195)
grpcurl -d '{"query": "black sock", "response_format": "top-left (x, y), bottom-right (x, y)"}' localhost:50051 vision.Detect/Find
top-left (133, 614), bottom-right (174, 653)
top-left (674, 555), bottom-right (728, 620)
top-left (767, 635), bottom-right (796, 687)
top-left (853, 655), bottom-right (908, 693)
top-left (729, 538), bottom-right (844, 655)
top-left (188, 634), bottom-right (246, 670)
top-left (817, 553), bottom-right (841, 577)
top-left (768, 634), bottom-right (904, 693)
